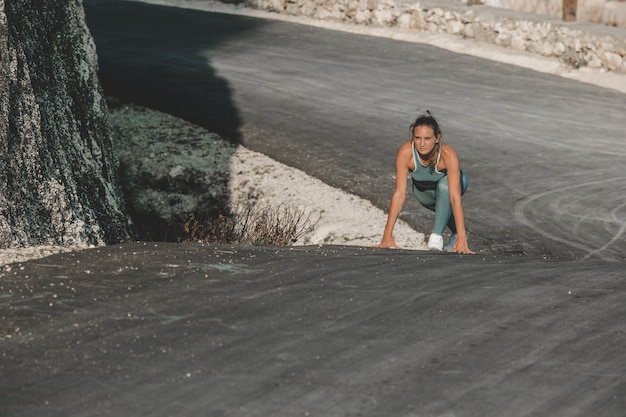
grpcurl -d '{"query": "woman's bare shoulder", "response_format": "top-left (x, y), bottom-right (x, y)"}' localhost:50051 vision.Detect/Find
top-left (395, 140), bottom-right (414, 169)
top-left (397, 140), bottom-right (413, 155)
top-left (441, 143), bottom-right (459, 159)
top-left (440, 143), bottom-right (461, 172)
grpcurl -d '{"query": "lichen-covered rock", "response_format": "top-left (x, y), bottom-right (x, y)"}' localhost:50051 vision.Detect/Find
top-left (0, 0), bottom-right (132, 248)
top-left (108, 103), bottom-right (235, 242)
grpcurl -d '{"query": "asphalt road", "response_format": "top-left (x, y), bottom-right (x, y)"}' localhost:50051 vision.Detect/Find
top-left (82, 0), bottom-right (626, 261)
top-left (2, 2), bottom-right (625, 417)
top-left (2, 243), bottom-right (625, 417)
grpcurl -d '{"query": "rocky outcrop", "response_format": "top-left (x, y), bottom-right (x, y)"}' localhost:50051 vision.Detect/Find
top-left (0, 0), bottom-right (132, 248)
top-left (243, 0), bottom-right (626, 72)
top-left (108, 102), bottom-right (234, 242)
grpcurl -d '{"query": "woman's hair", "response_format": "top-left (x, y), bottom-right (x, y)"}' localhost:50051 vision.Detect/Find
top-left (409, 110), bottom-right (443, 172)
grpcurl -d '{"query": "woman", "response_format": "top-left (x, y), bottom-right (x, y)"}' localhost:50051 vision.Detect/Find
top-left (375, 111), bottom-right (474, 254)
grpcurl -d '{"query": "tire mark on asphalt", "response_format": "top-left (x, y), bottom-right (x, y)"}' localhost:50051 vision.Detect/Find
top-left (514, 177), bottom-right (626, 261)
top-left (582, 201), bottom-right (626, 261)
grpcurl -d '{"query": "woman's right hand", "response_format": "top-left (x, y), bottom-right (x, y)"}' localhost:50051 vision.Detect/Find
top-left (373, 237), bottom-right (400, 249)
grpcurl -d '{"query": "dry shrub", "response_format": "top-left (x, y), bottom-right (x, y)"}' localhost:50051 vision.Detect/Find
top-left (182, 204), bottom-right (320, 246)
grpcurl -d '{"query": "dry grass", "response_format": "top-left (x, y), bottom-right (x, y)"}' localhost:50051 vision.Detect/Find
top-left (182, 204), bottom-right (320, 246)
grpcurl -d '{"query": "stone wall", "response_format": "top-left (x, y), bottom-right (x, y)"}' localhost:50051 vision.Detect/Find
top-left (243, 0), bottom-right (626, 72)
top-left (485, 0), bottom-right (626, 28)
top-left (0, 0), bottom-right (132, 248)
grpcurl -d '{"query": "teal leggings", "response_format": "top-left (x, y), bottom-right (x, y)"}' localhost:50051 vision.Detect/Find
top-left (412, 171), bottom-right (468, 235)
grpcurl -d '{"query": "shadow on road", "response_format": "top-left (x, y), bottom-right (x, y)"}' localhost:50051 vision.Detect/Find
top-left (82, 0), bottom-right (267, 241)
top-left (84, 0), bottom-right (260, 144)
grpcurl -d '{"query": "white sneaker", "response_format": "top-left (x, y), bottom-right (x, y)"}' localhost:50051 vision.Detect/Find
top-left (427, 233), bottom-right (443, 251)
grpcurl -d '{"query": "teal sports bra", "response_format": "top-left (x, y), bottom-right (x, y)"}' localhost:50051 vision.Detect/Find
top-left (410, 142), bottom-right (447, 191)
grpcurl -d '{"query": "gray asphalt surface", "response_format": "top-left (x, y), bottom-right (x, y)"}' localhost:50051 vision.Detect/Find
top-left (2, 1), bottom-right (626, 416)
top-left (84, 0), bottom-right (626, 260)
top-left (2, 243), bottom-right (625, 417)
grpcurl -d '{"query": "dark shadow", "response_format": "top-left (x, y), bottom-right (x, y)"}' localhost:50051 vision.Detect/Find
top-left (83, 0), bottom-right (260, 144)
top-left (82, 0), bottom-right (263, 240)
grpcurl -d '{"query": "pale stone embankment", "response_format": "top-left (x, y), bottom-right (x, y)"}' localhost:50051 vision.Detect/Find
top-left (245, 0), bottom-right (626, 73)
top-left (484, 0), bottom-right (626, 28)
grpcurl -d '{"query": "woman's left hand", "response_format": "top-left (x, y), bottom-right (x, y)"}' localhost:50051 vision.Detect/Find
top-left (449, 237), bottom-right (475, 254)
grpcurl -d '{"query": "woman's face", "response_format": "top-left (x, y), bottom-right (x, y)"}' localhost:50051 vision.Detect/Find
top-left (412, 125), bottom-right (439, 156)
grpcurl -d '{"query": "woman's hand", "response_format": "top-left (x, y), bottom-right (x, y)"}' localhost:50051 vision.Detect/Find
top-left (373, 237), bottom-right (400, 249)
top-left (448, 236), bottom-right (475, 254)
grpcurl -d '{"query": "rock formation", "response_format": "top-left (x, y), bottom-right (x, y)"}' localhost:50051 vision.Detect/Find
top-left (108, 101), bottom-right (234, 242)
top-left (0, 0), bottom-right (132, 248)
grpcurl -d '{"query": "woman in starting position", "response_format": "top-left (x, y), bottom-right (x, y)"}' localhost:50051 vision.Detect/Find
top-left (375, 111), bottom-right (474, 254)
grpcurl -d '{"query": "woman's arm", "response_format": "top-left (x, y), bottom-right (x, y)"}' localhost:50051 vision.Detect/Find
top-left (442, 146), bottom-right (475, 254)
top-left (374, 144), bottom-right (411, 249)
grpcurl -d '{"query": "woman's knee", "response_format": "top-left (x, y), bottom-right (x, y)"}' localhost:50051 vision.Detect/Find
top-left (437, 173), bottom-right (468, 196)
top-left (460, 171), bottom-right (468, 195)
top-left (436, 177), bottom-right (450, 196)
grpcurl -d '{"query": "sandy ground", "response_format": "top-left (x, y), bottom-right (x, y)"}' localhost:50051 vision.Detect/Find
top-left (0, 245), bottom-right (92, 269)
top-left (2, 0), bottom-right (626, 267)
top-left (228, 147), bottom-right (426, 249)
top-left (0, 143), bottom-right (425, 268)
